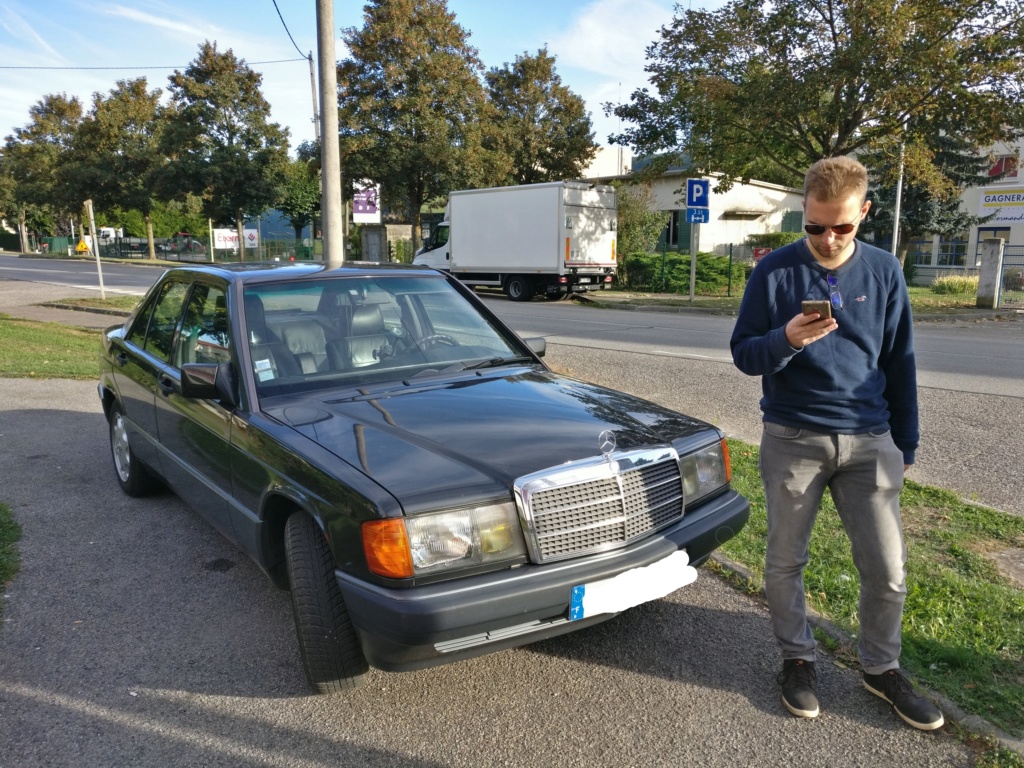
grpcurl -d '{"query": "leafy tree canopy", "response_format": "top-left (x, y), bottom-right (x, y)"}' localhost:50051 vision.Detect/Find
top-left (2, 93), bottom-right (83, 214)
top-left (62, 78), bottom-right (166, 256)
top-left (338, 0), bottom-right (490, 249)
top-left (609, 0), bottom-right (1024, 196)
top-left (162, 41), bottom-right (290, 252)
top-left (484, 47), bottom-right (598, 185)
top-left (278, 157), bottom-right (321, 239)
top-left (613, 181), bottom-right (668, 257)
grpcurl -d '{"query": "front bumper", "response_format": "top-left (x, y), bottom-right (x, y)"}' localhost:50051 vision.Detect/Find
top-left (337, 488), bottom-right (749, 671)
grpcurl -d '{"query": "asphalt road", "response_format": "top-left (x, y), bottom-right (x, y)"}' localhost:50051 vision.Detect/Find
top-left (0, 380), bottom-right (975, 768)
top-left (0, 259), bottom-right (1016, 765)
top-left (481, 297), bottom-right (1024, 518)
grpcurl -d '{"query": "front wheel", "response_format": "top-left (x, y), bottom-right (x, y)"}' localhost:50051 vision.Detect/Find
top-left (504, 276), bottom-right (535, 302)
top-left (285, 513), bottom-right (369, 694)
top-left (108, 402), bottom-right (158, 497)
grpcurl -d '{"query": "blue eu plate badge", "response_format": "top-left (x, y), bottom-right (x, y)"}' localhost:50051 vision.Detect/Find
top-left (569, 550), bottom-right (698, 621)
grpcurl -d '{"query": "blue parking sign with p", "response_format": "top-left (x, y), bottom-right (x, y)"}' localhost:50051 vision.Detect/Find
top-left (687, 178), bottom-right (710, 209)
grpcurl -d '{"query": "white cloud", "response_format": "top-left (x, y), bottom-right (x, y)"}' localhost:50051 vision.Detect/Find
top-left (545, 0), bottom-right (676, 145)
top-left (549, 0), bottom-right (672, 80)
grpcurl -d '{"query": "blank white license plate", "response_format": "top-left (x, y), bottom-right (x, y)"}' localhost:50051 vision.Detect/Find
top-left (568, 550), bottom-right (697, 620)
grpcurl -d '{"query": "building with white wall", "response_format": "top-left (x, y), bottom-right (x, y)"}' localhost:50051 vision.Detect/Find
top-left (582, 153), bottom-right (803, 257)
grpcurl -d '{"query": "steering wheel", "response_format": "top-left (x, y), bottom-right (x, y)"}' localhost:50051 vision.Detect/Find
top-left (419, 333), bottom-right (458, 348)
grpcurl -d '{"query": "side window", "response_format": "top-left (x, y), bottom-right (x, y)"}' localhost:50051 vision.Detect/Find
top-left (126, 294), bottom-right (158, 349)
top-left (144, 282), bottom-right (190, 363)
top-left (176, 284), bottom-right (231, 367)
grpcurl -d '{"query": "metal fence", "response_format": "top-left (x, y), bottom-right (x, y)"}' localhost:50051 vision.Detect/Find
top-left (1001, 245), bottom-right (1024, 308)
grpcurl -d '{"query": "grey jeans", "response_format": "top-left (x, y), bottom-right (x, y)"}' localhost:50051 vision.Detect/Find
top-left (759, 422), bottom-right (907, 674)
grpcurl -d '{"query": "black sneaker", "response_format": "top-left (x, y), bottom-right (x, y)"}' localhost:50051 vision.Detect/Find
top-left (777, 659), bottom-right (819, 718)
top-left (863, 669), bottom-right (944, 730)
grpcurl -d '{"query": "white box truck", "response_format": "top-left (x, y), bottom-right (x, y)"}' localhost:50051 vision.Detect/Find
top-left (413, 181), bottom-right (617, 301)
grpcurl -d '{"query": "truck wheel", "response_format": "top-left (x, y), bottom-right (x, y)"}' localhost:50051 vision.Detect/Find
top-left (285, 512), bottom-right (369, 694)
top-left (108, 402), bottom-right (159, 497)
top-left (504, 276), bottom-right (535, 302)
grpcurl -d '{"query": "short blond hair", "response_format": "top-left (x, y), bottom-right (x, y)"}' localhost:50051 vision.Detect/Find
top-left (804, 156), bottom-right (868, 204)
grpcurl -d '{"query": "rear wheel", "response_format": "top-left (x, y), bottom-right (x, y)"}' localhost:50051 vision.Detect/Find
top-left (108, 402), bottom-right (158, 497)
top-left (504, 276), bottom-right (535, 302)
top-left (284, 513), bottom-right (369, 694)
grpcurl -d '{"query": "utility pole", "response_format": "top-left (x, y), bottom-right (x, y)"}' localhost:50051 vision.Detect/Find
top-left (308, 52), bottom-right (321, 143)
top-left (316, 0), bottom-right (344, 266)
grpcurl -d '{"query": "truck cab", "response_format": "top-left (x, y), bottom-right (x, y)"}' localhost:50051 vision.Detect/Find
top-left (414, 222), bottom-right (450, 270)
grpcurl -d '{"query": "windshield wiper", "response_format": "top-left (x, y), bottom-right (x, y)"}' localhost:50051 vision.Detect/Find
top-left (461, 356), bottom-right (534, 371)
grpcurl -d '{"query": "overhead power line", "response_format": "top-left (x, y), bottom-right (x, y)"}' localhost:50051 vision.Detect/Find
top-left (272, 0), bottom-right (309, 60)
top-left (0, 58), bottom-right (307, 71)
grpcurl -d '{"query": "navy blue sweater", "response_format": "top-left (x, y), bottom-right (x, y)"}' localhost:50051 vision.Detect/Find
top-left (730, 238), bottom-right (919, 464)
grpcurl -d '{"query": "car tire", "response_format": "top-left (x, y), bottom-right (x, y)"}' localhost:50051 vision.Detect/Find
top-left (108, 402), bottom-right (159, 497)
top-left (504, 276), bottom-right (535, 302)
top-left (284, 512), bottom-right (369, 694)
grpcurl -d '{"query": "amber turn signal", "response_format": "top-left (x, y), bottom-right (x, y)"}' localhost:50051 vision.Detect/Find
top-left (362, 519), bottom-right (414, 578)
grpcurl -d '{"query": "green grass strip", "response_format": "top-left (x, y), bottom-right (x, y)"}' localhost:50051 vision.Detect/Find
top-left (0, 314), bottom-right (103, 380)
top-left (0, 502), bottom-right (22, 620)
top-left (724, 439), bottom-right (1024, 737)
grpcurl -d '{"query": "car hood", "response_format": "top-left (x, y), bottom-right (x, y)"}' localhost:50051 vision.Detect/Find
top-left (264, 368), bottom-right (712, 515)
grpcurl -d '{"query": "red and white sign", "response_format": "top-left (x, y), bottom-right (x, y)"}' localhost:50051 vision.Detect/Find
top-left (753, 247), bottom-right (771, 263)
top-left (213, 228), bottom-right (260, 249)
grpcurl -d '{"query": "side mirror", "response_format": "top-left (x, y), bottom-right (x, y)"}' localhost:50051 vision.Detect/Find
top-left (524, 337), bottom-right (546, 358)
top-left (181, 362), bottom-right (238, 408)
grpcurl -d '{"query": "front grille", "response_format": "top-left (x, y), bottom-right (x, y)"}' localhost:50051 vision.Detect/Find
top-left (515, 448), bottom-right (684, 563)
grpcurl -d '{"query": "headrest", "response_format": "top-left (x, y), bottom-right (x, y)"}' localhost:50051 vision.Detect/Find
top-left (350, 304), bottom-right (385, 336)
top-left (244, 294), bottom-right (267, 343)
top-left (281, 322), bottom-right (327, 355)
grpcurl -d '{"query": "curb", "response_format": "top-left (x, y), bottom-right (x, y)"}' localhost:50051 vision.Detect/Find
top-left (710, 552), bottom-right (1024, 756)
top-left (573, 293), bottom-right (1023, 323)
top-left (38, 302), bottom-right (131, 318)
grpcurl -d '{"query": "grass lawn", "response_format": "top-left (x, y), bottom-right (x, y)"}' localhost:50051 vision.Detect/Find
top-left (54, 295), bottom-right (140, 312)
top-left (0, 502), bottom-right (21, 621)
top-left (723, 439), bottom-right (1024, 740)
top-left (0, 314), bottom-right (103, 379)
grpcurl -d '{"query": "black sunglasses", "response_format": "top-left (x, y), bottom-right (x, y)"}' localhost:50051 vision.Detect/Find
top-left (804, 221), bottom-right (857, 236)
top-left (827, 272), bottom-right (843, 311)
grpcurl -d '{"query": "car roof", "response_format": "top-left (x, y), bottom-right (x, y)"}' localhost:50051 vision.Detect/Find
top-left (161, 261), bottom-right (438, 286)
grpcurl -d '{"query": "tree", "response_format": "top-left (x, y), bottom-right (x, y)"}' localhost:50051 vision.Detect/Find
top-left (860, 128), bottom-right (1001, 263)
top-left (612, 181), bottom-right (670, 289)
top-left (613, 181), bottom-right (668, 257)
top-left (1, 94), bottom-right (83, 250)
top-left (63, 78), bottom-right (167, 258)
top-left (338, 0), bottom-right (490, 250)
top-left (162, 41), bottom-right (290, 258)
top-left (278, 157), bottom-right (321, 240)
top-left (609, 0), bottom-right (1024, 196)
top-left (484, 47), bottom-right (598, 184)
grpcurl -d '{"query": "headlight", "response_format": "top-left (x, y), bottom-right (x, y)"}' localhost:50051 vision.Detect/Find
top-left (680, 439), bottom-right (730, 504)
top-left (363, 502), bottom-right (527, 579)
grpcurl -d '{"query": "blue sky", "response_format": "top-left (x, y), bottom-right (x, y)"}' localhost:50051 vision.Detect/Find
top-left (0, 0), bottom-right (723, 152)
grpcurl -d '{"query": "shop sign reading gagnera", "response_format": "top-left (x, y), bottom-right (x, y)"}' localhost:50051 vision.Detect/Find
top-left (979, 187), bottom-right (1024, 224)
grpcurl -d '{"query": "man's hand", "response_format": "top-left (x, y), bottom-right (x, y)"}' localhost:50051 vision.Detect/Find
top-left (785, 311), bottom-right (838, 348)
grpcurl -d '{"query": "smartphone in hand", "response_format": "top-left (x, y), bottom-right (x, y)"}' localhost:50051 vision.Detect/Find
top-left (801, 300), bottom-right (832, 319)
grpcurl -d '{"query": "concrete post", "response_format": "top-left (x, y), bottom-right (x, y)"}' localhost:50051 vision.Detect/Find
top-left (976, 238), bottom-right (1005, 309)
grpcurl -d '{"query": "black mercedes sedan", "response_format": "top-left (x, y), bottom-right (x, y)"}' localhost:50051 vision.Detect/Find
top-left (98, 262), bottom-right (749, 694)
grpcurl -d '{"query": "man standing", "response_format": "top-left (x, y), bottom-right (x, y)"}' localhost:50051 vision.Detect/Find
top-left (730, 156), bottom-right (943, 730)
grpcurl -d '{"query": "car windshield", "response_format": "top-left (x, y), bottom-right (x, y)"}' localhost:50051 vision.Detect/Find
top-left (244, 274), bottom-right (531, 397)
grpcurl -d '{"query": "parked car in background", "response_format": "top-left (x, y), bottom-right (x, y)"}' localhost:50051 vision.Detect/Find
top-left (97, 262), bottom-right (749, 694)
top-left (156, 233), bottom-right (206, 255)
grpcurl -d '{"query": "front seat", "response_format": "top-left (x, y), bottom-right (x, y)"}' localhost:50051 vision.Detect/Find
top-left (332, 304), bottom-right (390, 368)
top-left (280, 321), bottom-right (330, 373)
top-left (244, 294), bottom-right (299, 381)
